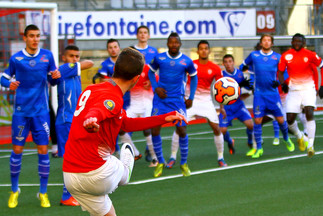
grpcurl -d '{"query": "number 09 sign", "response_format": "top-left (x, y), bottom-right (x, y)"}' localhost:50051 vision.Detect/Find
top-left (256, 11), bottom-right (275, 33)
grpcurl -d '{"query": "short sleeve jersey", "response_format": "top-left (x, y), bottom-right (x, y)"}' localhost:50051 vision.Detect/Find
top-left (135, 45), bottom-right (158, 64)
top-left (63, 80), bottom-right (125, 173)
top-left (278, 48), bottom-right (323, 90)
top-left (242, 50), bottom-right (280, 96)
top-left (2, 48), bottom-right (56, 117)
top-left (149, 52), bottom-right (197, 101)
top-left (56, 62), bottom-right (82, 125)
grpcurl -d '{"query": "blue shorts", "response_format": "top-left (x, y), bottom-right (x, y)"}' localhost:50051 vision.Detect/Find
top-left (56, 122), bottom-right (71, 157)
top-left (219, 106), bottom-right (252, 127)
top-left (253, 94), bottom-right (284, 119)
top-left (151, 98), bottom-right (187, 127)
top-left (12, 113), bottom-right (50, 146)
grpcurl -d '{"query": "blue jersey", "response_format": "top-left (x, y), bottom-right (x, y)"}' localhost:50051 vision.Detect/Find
top-left (135, 45), bottom-right (158, 64)
top-left (98, 57), bottom-right (130, 108)
top-left (240, 50), bottom-right (280, 96)
top-left (0, 48), bottom-right (56, 117)
top-left (222, 68), bottom-right (248, 113)
top-left (98, 57), bottom-right (114, 77)
top-left (149, 52), bottom-right (197, 102)
top-left (56, 62), bottom-right (82, 125)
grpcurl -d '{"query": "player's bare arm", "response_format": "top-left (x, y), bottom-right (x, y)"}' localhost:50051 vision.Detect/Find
top-left (83, 117), bottom-right (100, 133)
top-left (9, 81), bottom-right (20, 91)
top-left (219, 104), bottom-right (226, 119)
top-left (155, 87), bottom-right (167, 99)
top-left (80, 60), bottom-right (94, 70)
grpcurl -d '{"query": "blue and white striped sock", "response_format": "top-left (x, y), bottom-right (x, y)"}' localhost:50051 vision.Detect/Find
top-left (279, 121), bottom-right (289, 141)
top-left (38, 153), bottom-right (50, 194)
top-left (246, 128), bottom-right (253, 145)
top-left (273, 120), bottom-right (280, 138)
top-left (10, 151), bottom-right (22, 192)
top-left (223, 131), bottom-right (232, 145)
top-left (152, 135), bottom-right (165, 164)
top-left (179, 135), bottom-right (189, 165)
top-left (254, 123), bottom-right (263, 149)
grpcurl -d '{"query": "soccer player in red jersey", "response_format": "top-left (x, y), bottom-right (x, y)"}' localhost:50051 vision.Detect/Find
top-left (278, 33), bottom-right (323, 157)
top-left (62, 48), bottom-right (186, 216)
top-left (166, 40), bottom-right (227, 168)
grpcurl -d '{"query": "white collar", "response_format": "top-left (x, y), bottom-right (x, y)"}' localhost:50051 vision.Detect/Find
top-left (260, 50), bottom-right (273, 56)
top-left (22, 48), bottom-right (40, 57)
top-left (166, 51), bottom-right (182, 59)
top-left (135, 44), bottom-right (148, 50)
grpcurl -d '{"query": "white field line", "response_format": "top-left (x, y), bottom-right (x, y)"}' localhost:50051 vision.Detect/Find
top-left (0, 151), bottom-right (322, 187)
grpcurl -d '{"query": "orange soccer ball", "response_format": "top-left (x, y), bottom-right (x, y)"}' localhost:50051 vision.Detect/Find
top-left (211, 77), bottom-right (240, 105)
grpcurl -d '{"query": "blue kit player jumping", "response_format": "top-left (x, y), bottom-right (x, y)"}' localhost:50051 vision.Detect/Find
top-left (0, 24), bottom-right (60, 208)
top-left (219, 54), bottom-right (255, 156)
top-left (55, 45), bottom-right (93, 206)
top-left (148, 32), bottom-right (198, 177)
top-left (240, 34), bottom-right (295, 158)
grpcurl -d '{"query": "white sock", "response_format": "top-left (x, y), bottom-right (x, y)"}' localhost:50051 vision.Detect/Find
top-left (146, 135), bottom-right (157, 160)
top-left (120, 133), bottom-right (140, 156)
top-left (170, 131), bottom-right (179, 159)
top-left (299, 112), bottom-right (307, 134)
top-left (306, 120), bottom-right (316, 148)
top-left (51, 144), bottom-right (57, 152)
top-left (288, 121), bottom-right (302, 139)
top-left (214, 134), bottom-right (224, 160)
top-left (252, 134), bottom-right (257, 149)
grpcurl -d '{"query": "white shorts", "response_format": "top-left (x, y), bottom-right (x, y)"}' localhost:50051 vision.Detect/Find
top-left (63, 155), bottom-right (124, 216)
top-left (286, 87), bottom-right (316, 114)
top-left (187, 95), bottom-right (219, 123)
top-left (126, 98), bottom-right (152, 118)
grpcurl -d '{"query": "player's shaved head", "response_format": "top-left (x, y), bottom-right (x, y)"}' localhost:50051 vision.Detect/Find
top-left (113, 47), bottom-right (144, 80)
top-left (64, 45), bottom-right (79, 53)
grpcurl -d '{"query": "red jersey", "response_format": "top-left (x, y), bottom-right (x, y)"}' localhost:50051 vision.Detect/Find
top-left (63, 79), bottom-right (174, 173)
top-left (278, 48), bottom-right (323, 89)
top-left (131, 64), bottom-right (153, 98)
top-left (188, 60), bottom-right (222, 97)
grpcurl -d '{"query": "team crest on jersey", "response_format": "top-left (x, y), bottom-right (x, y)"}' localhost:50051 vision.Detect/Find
top-left (68, 63), bottom-right (75, 68)
top-left (15, 57), bottom-right (23, 61)
top-left (170, 60), bottom-right (176, 66)
top-left (304, 57), bottom-right (308, 62)
top-left (285, 54), bottom-right (293, 61)
top-left (40, 55), bottom-right (49, 62)
top-left (263, 57), bottom-right (268, 62)
top-left (208, 69), bottom-right (213, 74)
top-left (254, 106), bottom-right (261, 116)
top-left (194, 63), bottom-right (198, 69)
top-left (104, 100), bottom-right (115, 111)
top-left (29, 60), bottom-right (36, 67)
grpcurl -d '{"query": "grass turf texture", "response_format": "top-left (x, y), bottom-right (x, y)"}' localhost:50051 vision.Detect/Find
top-left (1, 116), bottom-right (323, 216)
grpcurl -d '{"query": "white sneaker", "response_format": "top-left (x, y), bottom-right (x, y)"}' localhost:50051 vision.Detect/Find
top-left (273, 138), bottom-right (280, 146)
top-left (120, 143), bottom-right (135, 183)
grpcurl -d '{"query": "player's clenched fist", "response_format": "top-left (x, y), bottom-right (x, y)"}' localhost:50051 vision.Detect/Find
top-left (9, 81), bottom-right (20, 91)
top-left (83, 117), bottom-right (100, 133)
top-left (50, 69), bottom-right (61, 79)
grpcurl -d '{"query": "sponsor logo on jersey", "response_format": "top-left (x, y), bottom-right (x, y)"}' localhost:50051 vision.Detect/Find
top-left (40, 55), bottom-right (49, 62)
top-left (104, 99), bottom-right (115, 111)
top-left (29, 60), bottom-right (36, 67)
top-left (254, 53), bottom-right (260, 57)
top-left (254, 106), bottom-right (261, 116)
top-left (271, 55), bottom-right (278, 60)
top-left (208, 69), bottom-right (212, 74)
top-left (15, 57), bottom-right (23, 61)
top-left (220, 11), bottom-right (246, 36)
top-left (15, 136), bottom-right (24, 141)
top-left (158, 57), bottom-right (165, 61)
top-left (179, 59), bottom-right (187, 66)
top-left (285, 54), bottom-right (293, 61)
top-left (148, 49), bottom-right (155, 53)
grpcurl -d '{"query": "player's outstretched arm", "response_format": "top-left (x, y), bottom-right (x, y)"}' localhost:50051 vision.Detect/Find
top-left (83, 117), bottom-right (100, 133)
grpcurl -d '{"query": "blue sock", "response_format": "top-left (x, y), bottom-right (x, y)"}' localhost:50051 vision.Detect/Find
top-left (38, 153), bottom-right (50, 194)
top-left (223, 131), bottom-right (232, 145)
top-left (279, 121), bottom-right (289, 141)
top-left (254, 123), bottom-right (263, 149)
top-left (273, 120), bottom-right (280, 138)
top-left (246, 128), bottom-right (253, 145)
top-left (152, 135), bottom-right (164, 164)
top-left (179, 135), bottom-right (189, 165)
top-left (10, 151), bottom-right (22, 192)
top-left (61, 184), bottom-right (72, 201)
top-left (115, 135), bottom-right (120, 152)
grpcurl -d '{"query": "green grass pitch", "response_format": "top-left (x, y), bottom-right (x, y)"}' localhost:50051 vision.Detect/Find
top-left (1, 116), bottom-right (323, 216)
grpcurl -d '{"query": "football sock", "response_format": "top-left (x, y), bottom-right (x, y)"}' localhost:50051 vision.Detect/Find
top-left (299, 112), bottom-right (307, 134)
top-left (288, 121), bottom-right (302, 139)
top-left (120, 133), bottom-right (140, 156)
top-left (246, 128), bottom-right (253, 145)
top-left (272, 120), bottom-right (280, 138)
top-left (223, 131), bottom-right (233, 145)
top-left (146, 135), bottom-right (157, 160)
top-left (10, 151), bottom-right (22, 192)
top-left (179, 135), bottom-right (189, 165)
top-left (214, 134), bottom-right (224, 160)
top-left (254, 123), bottom-right (262, 149)
top-left (306, 120), bottom-right (316, 148)
top-left (61, 184), bottom-right (72, 201)
top-left (279, 121), bottom-right (289, 141)
top-left (152, 135), bottom-right (165, 164)
top-left (171, 131), bottom-right (179, 159)
top-left (38, 153), bottom-right (50, 194)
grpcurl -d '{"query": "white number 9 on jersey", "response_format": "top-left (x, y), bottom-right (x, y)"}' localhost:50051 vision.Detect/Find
top-left (74, 90), bottom-right (91, 116)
